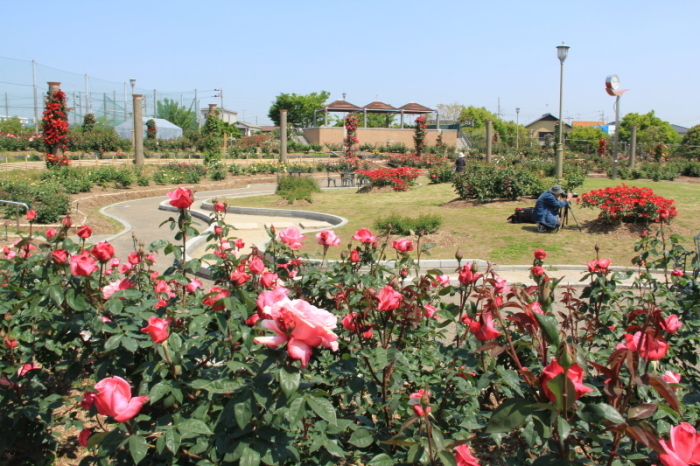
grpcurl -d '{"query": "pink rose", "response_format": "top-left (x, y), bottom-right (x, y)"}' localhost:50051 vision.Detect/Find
top-left (468, 311), bottom-right (501, 341)
top-left (4, 336), bottom-right (18, 349)
top-left (234, 239), bottom-right (245, 250)
top-left (90, 242), bottom-right (115, 262)
top-left (260, 271), bottom-right (278, 289)
top-left (458, 264), bottom-right (481, 286)
top-left (77, 225), bottom-right (92, 239)
top-left (257, 287), bottom-right (290, 316)
top-left (408, 389), bottom-right (431, 417)
top-left (352, 228), bottom-right (376, 243)
top-left (454, 444), bottom-right (480, 466)
top-left (45, 228), bottom-right (57, 239)
top-left (78, 428), bottom-right (92, 447)
top-left (185, 278), bottom-right (202, 294)
top-left (26, 209), bottom-right (37, 222)
top-left (93, 376), bottom-right (149, 423)
top-left (141, 316), bottom-right (170, 343)
top-left (81, 391), bottom-right (96, 410)
top-left (423, 304), bottom-right (437, 319)
top-left (659, 423), bottom-right (700, 466)
top-left (534, 248), bottom-right (546, 260)
top-left (279, 226), bottom-right (306, 250)
top-left (316, 230), bottom-right (341, 247)
top-left (661, 315), bottom-right (682, 333)
top-left (203, 286), bottom-right (229, 311)
top-left (531, 266), bottom-right (545, 277)
top-left (392, 238), bottom-right (414, 252)
top-left (539, 358), bottom-right (592, 403)
top-left (18, 362), bottom-right (37, 377)
top-left (52, 249), bottom-right (69, 264)
top-left (213, 201), bottom-right (227, 212)
top-left (662, 371), bottom-right (682, 386)
top-left (70, 250), bottom-right (98, 276)
top-left (621, 331), bottom-right (668, 360)
top-left (102, 278), bottom-right (135, 299)
top-left (167, 187), bottom-right (194, 209)
top-left (128, 252), bottom-right (141, 265)
top-left (376, 285), bottom-right (402, 312)
top-left (230, 271), bottom-right (252, 286)
top-left (248, 256), bottom-right (265, 275)
top-left (253, 295), bottom-right (338, 367)
top-left (350, 249), bottom-right (360, 263)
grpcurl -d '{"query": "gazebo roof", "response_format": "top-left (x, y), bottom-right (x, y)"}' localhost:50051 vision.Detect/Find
top-left (321, 99), bottom-right (363, 112)
top-left (362, 101), bottom-right (398, 112)
top-left (397, 102), bottom-right (434, 114)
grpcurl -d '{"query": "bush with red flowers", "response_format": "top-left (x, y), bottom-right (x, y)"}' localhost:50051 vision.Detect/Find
top-left (355, 166), bottom-right (421, 191)
top-left (413, 116), bottom-right (427, 157)
top-left (580, 184), bottom-right (678, 223)
top-left (42, 89), bottom-right (70, 168)
top-left (344, 114), bottom-right (359, 157)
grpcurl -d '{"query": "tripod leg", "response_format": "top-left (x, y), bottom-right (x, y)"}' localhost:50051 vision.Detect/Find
top-left (568, 205), bottom-right (582, 232)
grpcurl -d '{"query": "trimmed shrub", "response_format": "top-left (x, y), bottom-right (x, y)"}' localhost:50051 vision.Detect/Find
top-left (276, 175), bottom-right (321, 203)
top-left (374, 213), bottom-right (442, 235)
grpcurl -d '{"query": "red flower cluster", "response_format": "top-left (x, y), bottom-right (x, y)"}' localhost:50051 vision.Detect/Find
top-left (41, 89), bottom-right (70, 168)
top-left (355, 166), bottom-right (421, 191)
top-left (580, 184), bottom-right (677, 224)
top-left (344, 114), bottom-right (359, 157)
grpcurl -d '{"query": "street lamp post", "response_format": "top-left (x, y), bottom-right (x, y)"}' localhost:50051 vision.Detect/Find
top-left (129, 79), bottom-right (136, 154)
top-left (515, 107), bottom-right (520, 150)
top-left (555, 43), bottom-right (569, 181)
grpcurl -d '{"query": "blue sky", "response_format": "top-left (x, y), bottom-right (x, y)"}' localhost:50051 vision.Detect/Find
top-left (3, 0), bottom-right (700, 127)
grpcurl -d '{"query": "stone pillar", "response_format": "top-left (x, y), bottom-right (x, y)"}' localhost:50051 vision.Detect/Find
top-left (485, 119), bottom-right (493, 163)
top-left (47, 82), bottom-right (63, 158)
top-left (280, 109), bottom-right (288, 163)
top-left (629, 125), bottom-right (637, 168)
top-left (133, 94), bottom-right (144, 165)
top-left (208, 103), bottom-right (217, 115)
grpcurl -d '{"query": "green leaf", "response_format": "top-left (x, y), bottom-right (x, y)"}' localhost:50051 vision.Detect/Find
top-left (305, 394), bottom-right (337, 426)
top-left (438, 450), bottom-right (457, 466)
top-left (177, 419), bottom-right (213, 436)
top-left (164, 429), bottom-right (181, 454)
top-left (485, 398), bottom-right (532, 433)
top-left (149, 239), bottom-right (169, 251)
top-left (104, 334), bottom-right (122, 352)
top-left (128, 435), bottom-right (148, 464)
top-left (348, 428), bottom-right (374, 448)
top-left (534, 312), bottom-right (560, 347)
top-left (280, 366), bottom-right (300, 398)
top-left (582, 403), bottom-right (625, 424)
top-left (149, 381), bottom-right (171, 403)
top-left (240, 446), bottom-right (261, 466)
top-left (556, 416), bottom-right (571, 441)
top-left (190, 379), bottom-right (240, 393)
top-left (45, 284), bottom-right (64, 306)
top-left (121, 337), bottom-right (139, 353)
top-left (234, 398), bottom-right (252, 429)
top-left (368, 453), bottom-right (396, 466)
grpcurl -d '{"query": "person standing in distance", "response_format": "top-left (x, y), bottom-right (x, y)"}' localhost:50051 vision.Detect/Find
top-left (455, 152), bottom-right (466, 173)
top-left (532, 185), bottom-right (573, 232)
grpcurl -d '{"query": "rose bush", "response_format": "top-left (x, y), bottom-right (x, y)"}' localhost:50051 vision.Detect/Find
top-left (0, 188), bottom-right (699, 465)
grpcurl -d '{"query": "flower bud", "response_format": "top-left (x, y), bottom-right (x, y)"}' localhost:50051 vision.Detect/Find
top-left (455, 248), bottom-right (463, 261)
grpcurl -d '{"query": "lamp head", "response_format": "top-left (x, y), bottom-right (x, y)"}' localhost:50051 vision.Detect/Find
top-left (129, 78), bottom-right (136, 89)
top-left (556, 43), bottom-right (570, 63)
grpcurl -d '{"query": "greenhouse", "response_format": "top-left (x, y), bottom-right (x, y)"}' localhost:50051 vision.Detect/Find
top-left (114, 117), bottom-right (182, 140)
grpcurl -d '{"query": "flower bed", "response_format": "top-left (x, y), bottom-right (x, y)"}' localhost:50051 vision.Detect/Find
top-left (580, 184), bottom-right (677, 223)
top-left (355, 166), bottom-right (422, 191)
top-left (0, 187), bottom-right (699, 465)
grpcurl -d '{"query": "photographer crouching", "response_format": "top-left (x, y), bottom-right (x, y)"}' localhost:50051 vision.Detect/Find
top-left (532, 185), bottom-right (574, 232)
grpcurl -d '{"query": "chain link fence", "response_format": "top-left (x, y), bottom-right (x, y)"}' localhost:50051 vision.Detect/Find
top-left (0, 56), bottom-right (213, 130)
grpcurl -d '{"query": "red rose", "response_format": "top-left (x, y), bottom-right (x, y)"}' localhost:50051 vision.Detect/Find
top-left (77, 225), bottom-right (92, 239)
top-left (534, 248), bottom-right (546, 260)
top-left (26, 210), bottom-right (37, 222)
top-left (90, 242), bottom-right (115, 262)
top-left (52, 249), bottom-right (69, 264)
top-left (167, 187), bottom-right (194, 209)
top-left (141, 316), bottom-right (170, 343)
top-left (539, 358), bottom-right (592, 403)
top-left (70, 250), bottom-right (98, 276)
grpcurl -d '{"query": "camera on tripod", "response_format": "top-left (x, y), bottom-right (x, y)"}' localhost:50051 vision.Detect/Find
top-left (560, 192), bottom-right (579, 198)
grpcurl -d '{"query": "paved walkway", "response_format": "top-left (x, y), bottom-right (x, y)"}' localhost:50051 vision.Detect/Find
top-left (93, 180), bottom-right (660, 286)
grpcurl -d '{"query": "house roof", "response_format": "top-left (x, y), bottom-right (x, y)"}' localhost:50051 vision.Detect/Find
top-left (321, 100), bottom-right (363, 112)
top-left (397, 102), bottom-right (434, 114)
top-left (259, 126), bottom-right (277, 132)
top-left (671, 124), bottom-right (689, 134)
top-left (572, 121), bottom-right (604, 127)
top-left (525, 113), bottom-right (572, 129)
top-left (362, 101), bottom-right (398, 112)
top-left (236, 121), bottom-right (261, 130)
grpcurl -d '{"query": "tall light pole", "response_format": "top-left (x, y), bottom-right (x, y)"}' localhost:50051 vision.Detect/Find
top-left (515, 107), bottom-right (520, 150)
top-left (214, 88), bottom-right (224, 115)
top-left (555, 43), bottom-right (569, 181)
top-left (130, 79), bottom-right (136, 155)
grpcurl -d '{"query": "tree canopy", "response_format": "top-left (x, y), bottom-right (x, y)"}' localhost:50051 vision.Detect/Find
top-left (156, 98), bottom-right (197, 133)
top-left (567, 126), bottom-right (608, 154)
top-left (618, 111), bottom-right (681, 145)
top-left (268, 91), bottom-right (330, 128)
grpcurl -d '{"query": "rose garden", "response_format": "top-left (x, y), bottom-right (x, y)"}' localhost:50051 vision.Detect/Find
top-left (2, 87), bottom-right (700, 466)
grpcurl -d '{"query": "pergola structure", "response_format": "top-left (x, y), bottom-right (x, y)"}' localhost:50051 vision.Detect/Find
top-left (314, 100), bottom-right (437, 128)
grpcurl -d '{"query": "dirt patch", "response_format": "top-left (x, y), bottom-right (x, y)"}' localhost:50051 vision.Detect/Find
top-left (272, 198), bottom-right (314, 207)
top-left (356, 186), bottom-right (398, 194)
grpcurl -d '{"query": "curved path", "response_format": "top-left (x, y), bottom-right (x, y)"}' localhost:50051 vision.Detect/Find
top-left (95, 181), bottom-right (657, 286)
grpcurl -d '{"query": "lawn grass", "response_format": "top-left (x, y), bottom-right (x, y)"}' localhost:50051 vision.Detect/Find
top-left (225, 175), bottom-right (700, 266)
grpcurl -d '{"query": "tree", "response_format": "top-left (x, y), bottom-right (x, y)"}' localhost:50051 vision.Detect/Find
top-left (156, 98), bottom-right (197, 133)
top-left (566, 126), bottom-right (608, 154)
top-left (268, 91), bottom-right (330, 128)
top-left (333, 112), bottom-right (395, 128)
top-left (618, 111), bottom-right (681, 146)
top-left (435, 102), bottom-right (464, 122)
top-left (678, 124), bottom-right (700, 159)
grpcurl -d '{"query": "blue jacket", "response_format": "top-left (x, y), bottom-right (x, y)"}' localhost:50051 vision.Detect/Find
top-left (532, 191), bottom-right (568, 228)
